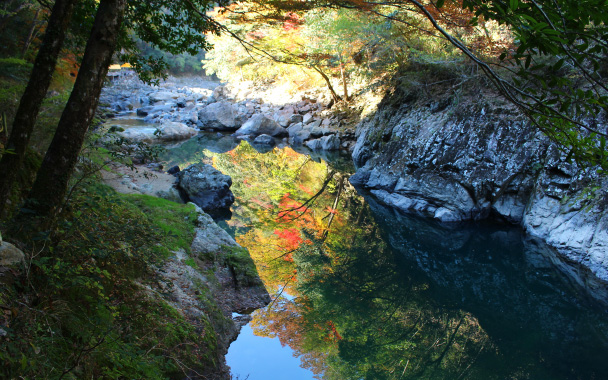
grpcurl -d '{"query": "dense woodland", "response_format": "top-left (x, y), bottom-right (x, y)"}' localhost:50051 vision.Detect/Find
top-left (0, 0), bottom-right (607, 378)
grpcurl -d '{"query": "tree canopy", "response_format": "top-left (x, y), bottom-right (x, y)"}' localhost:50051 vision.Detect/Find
top-left (206, 0), bottom-right (608, 169)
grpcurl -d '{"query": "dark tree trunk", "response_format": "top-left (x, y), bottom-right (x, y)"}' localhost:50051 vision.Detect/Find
top-left (26, 0), bottom-right (127, 216)
top-left (0, 0), bottom-right (76, 218)
top-left (311, 64), bottom-right (342, 104)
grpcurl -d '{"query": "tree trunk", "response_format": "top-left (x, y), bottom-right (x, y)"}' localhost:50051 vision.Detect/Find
top-left (26, 0), bottom-right (127, 216)
top-left (340, 63), bottom-right (349, 102)
top-left (339, 54), bottom-right (349, 102)
top-left (0, 0), bottom-right (76, 218)
top-left (311, 64), bottom-right (342, 104)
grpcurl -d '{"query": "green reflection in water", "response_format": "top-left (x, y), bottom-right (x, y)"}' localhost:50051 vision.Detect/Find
top-left (164, 137), bottom-right (608, 380)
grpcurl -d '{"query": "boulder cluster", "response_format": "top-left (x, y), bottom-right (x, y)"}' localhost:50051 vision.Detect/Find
top-left (100, 78), bottom-right (355, 150)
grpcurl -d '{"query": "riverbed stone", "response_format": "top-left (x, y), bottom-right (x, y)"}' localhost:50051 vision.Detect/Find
top-left (310, 123), bottom-right (324, 138)
top-left (274, 108), bottom-right (295, 127)
top-left (118, 121), bottom-right (198, 143)
top-left (198, 101), bottom-right (239, 131)
top-left (302, 113), bottom-right (314, 124)
top-left (234, 114), bottom-right (287, 138)
top-left (289, 114), bottom-right (303, 124)
top-left (177, 164), bottom-right (235, 212)
top-left (253, 134), bottom-right (276, 146)
top-left (320, 134), bottom-right (341, 150)
top-left (149, 91), bottom-right (180, 103)
top-left (136, 106), bottom-right (153, 116)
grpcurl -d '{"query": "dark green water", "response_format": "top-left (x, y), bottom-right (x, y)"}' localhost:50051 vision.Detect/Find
top-left (164, 135), bottom-right (608, 380)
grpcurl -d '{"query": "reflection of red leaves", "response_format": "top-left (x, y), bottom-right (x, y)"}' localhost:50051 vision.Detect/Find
top-left (325, 206), bottom-right (338, 214)
top-left (274, 228), bottom-right (303, 251)
top-left (277, 193), bottom-right (316, 225)
top-left (298, 184), bottom-right (314, 195)
top-left (327, 321), bottom-right (343, 341)
top-left (251, 197), bottom-right (271, 208)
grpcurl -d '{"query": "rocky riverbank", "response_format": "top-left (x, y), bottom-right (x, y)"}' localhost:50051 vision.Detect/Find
top-left (98, 76), bottom-right (357, 152)
top-left (349, 84), bottom-right (608, 287)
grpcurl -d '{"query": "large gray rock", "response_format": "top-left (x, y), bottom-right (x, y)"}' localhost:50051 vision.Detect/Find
top-left (320, 134), bottom-right (340, 150)
top-left (305, 134), bottom-right (341, 151)
top-left (191, 208), bottom-right (239, 257)
top-left (177, 164), bottom-right (235, 212)
top-left (523, 174), bottom-right (608, 280)
top-left (287, 122), bottom-right (312, 143)
top-left (198, 101), bottom-right (239, 131)
top-left (234, 114), bottom-right (287, 138)
top-left (0, 241), bottom-right (24, 267)
top-left (274, 107), bottom-right (295, 127)
top-left (305, 138), bottom-right (323, 150)
top-left (289, 114), bottom-right (304, 124)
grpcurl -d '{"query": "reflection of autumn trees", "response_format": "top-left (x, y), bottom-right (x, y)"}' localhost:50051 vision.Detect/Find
top-left (208, 143), bottom-right (351, 295)
top-left (288, 221), bottom-right (501, 380)
top-left (211, 143), bottom-right (498, 378)
top-left (207, 144), bottom-right (535, 379)
top-left (176, 143), bottom-right (605, 379)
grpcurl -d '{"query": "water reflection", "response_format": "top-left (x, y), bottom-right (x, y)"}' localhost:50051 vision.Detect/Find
top-left (163, 137), bottom-right (608, 380)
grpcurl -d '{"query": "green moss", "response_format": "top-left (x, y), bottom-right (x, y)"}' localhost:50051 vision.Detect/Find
top-left (124, 193), bottom-right (199, 256)
top-left (184, 256), bottom-right (197, 268)
top-left (222, 245), bottom-right (264, 287)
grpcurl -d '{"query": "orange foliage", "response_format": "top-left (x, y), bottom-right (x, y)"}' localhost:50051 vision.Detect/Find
top-left (274, 228), bottom-right (303, 251)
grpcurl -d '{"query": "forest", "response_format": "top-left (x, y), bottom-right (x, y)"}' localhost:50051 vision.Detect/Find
top-left (0, 0), bottom-right (607, 378)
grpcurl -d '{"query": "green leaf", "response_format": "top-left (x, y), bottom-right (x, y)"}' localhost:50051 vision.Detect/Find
top-left (521, 14), bottom-right (537, 24)
top-left (510, 0), bottom-right (519, 11)
top-left (552, 58), bottom-right (565, 71)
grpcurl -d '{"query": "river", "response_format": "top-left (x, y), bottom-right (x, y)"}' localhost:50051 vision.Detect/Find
top-left (161, 133), bottom-right (608, 380)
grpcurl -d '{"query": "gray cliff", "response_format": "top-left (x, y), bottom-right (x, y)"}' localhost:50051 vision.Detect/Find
top-left (350, 87), bottom-right (608, 281)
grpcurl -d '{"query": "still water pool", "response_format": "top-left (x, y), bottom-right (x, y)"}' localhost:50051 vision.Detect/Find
top-left (164, 135), bottom-right (608, 380)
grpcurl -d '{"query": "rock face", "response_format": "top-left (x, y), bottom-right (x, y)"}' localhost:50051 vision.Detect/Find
top-left (351, 87), bottom-right (608, 281)
top-left (177, 164), bottom-right (235, 212)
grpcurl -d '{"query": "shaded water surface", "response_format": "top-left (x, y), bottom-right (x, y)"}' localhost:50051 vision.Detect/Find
top-left (164, 136), bottom-right (608, 380)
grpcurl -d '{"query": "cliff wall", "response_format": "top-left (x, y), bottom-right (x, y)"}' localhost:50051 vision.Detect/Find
top-left (350, 85), bottom-right (608, 281)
